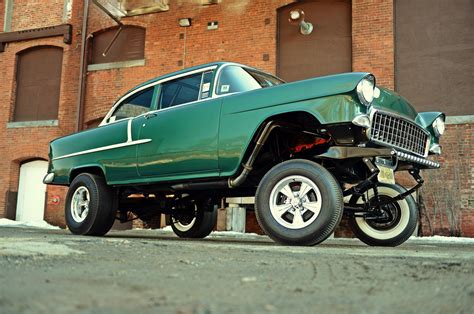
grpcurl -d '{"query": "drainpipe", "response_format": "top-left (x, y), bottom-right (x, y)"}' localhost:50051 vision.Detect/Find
top-left (76, 0), bottom-right (89, 132)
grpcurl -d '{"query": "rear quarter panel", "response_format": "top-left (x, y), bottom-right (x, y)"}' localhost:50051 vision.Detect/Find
top-left (50, 119), bottom-right (136, 184)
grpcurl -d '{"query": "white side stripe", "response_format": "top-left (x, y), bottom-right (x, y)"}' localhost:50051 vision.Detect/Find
top-left (127, 119), bottom-right (132, 142)
top-left (52, 139), bottom-right (151, 161)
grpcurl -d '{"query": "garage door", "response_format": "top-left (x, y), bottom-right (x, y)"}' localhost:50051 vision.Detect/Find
top-left (277, 0), bottom-right (352, 82)
top-left (16, 160), bottom-right (48, 222)
top-left (395, 0), bottom-right (474, 116)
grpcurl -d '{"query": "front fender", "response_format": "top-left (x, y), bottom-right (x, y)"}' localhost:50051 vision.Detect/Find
top-left (416, 112), bottom-right (445, 147)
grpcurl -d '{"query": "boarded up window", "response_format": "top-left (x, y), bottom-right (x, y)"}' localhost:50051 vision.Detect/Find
top-left (90, 26), bottom-right (145, 64)
top-left (395, 0), bottom-right (474, 116)
top-left (277, 0), bottom-right (352, 82)
top-left (14, 46), bottom-right (63, 122)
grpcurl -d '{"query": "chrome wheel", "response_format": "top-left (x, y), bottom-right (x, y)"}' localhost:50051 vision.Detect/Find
top-left (71, 186), bottom-right (90, 223)
top-left (269, 175), bottom-right (322, 230)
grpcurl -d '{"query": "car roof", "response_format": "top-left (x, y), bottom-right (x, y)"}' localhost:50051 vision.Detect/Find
top-left (127, 62), bottom-right (242, 94)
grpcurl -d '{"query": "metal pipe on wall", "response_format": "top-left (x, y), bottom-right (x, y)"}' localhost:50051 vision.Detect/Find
top-left (76, 0), bottom-right (90, 132)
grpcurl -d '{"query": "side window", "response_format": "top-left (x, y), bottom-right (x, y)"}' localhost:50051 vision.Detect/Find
top-left (159, 73), bottom-right (202, 109)
top-left (247, 70), bottom-right (284, 88)
top-left (216, 66), bottom-right (261, 95)
top-left (110, 87), bottom-right (154, 122)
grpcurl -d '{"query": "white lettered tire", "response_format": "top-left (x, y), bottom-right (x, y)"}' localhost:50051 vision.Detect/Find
top-left (348, 183), bottom-right (418, 246)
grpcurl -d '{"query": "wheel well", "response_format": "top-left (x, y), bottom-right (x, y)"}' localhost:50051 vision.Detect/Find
top-left (69, 166), bottom-right (105, 183)
top-left (242, 112), bottom-right (329, 186)
top-left (262, 111), bottom-right (321, 132)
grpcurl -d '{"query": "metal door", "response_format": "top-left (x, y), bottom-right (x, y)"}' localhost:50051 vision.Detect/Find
top-left (14, 46), bottom-right (63, 121)
top-left (277, 0), bottom-right (352, 82)
top-left (395, 0), bottom-right (474, 115)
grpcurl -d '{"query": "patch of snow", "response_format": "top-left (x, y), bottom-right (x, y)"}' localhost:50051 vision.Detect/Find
top-left (130, 226), bottom-right (264, 238)
top-left (0, 218), bottom-right (60, 230)
top-left (0, 239), bottom-right (83, 256)
top-left (408, 235), bottom-right (474, 244)
top-left (209, 231), bottom-right (263, 238)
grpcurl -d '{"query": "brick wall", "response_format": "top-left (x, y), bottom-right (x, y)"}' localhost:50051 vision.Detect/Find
top-left (11, 0), bottom-right (64, 31)
top-left (0, 2), bottom-right (4, 32)
top-left (419, 123), bottom-right (474, 237)
top-left (352, 0), bottom-right (394, 89)
top-left (0, 0), bottom-right (83, 220)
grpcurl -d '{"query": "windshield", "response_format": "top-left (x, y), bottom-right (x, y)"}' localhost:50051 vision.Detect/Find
top-left (216, 65), bottom-right (284, 95)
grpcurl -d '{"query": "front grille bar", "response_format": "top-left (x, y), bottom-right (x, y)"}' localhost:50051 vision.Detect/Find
top-left (370, 110), bottom-right (429, 157)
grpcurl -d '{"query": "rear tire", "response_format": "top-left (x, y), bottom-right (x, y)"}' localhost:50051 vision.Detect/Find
top-left (171, 201), bottom-right (217, 239)
top-left (348, 183), bottom-right (418, 247)
top-left (65, 173), bottom-right (117, 236)
top-left (255, 159), bottom-right (343, 246)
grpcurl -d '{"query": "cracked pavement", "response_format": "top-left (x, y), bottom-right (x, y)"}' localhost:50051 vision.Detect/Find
top-left (0, 227), bottom-right (473, 314)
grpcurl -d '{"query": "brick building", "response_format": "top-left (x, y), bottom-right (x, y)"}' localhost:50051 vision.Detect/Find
top-left (0, 0), bottom-right (472, 236)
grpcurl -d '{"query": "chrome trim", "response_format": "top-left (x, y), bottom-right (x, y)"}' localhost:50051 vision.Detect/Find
top-left (127, 119), bottom-right (132, 141)
top-left (430, 144), bottom-right (442, 155)
top-left (43, 172), bottom-right (55, 184)
top-left (352, 114), bottom-right (370, 128)
top-left (369, 109), bottom-right (430, 157)
top-left (100, 65), bottom-right (218, 126)
top-left (395, 150), bottom-right (440, 168)
top-left (52, 139), bottom-right (152, 161)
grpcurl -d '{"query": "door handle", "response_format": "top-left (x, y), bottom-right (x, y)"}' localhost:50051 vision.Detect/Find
top-left (144, 112), bottom-right (158, 120)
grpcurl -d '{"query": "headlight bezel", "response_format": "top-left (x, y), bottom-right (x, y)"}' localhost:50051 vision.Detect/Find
top-left (356, 75), bottom-right (376, 107)
top-left (432, 116), bottom-right (445, 137)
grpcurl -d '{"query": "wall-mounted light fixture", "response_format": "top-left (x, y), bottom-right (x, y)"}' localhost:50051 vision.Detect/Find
top-left (178, 18), bottom-right (192, 27)
top-left (288, 9), bottom-right (313, 35)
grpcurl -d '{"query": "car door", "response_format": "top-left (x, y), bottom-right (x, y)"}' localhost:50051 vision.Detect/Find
top-left (136, 70), bottom-right (221, 179)
top-left (95, 86), bottom-right (157, 183)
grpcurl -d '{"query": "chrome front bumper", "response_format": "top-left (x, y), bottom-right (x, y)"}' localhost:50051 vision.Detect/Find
top-left (394, 150), bottom-right (440, 169)
top-left (43, 172), bottom-right (55, 184)
top-left (317, 146), bottom-right (440, 169)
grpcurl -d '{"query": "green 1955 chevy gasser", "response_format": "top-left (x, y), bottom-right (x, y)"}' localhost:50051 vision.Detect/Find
top-left (44, 62), bottom-right (445, 246)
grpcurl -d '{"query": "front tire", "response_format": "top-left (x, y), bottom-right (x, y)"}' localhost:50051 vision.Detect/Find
top-left (65, 173), bottom-right (117, 236)
top-left (348, 183), bottom-right (418, 247)
top-left (171, 201), bottom-right (217, 238)
top-left (255, 159), bottom-right (343, 246)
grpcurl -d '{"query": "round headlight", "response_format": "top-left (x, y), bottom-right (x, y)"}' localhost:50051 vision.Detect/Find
top-left (432, 116), bottom-right (445, 137)
top-left (356, 75), bottom-right (375, 106)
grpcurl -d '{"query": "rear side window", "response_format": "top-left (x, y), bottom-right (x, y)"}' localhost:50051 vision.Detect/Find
top-left (216, 66), bottom-right (284, 95)
top-left (216, 66), bottom-right (261, 95)
top-left (160, 73), bottom-right (202, 109)
top-left (110, 87), bottom-right (154, 122)
top-left (247, 69), bottom-right (284, 88)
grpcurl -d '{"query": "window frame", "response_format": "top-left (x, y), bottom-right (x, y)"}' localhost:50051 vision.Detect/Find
top-left (157, 70), bottom-right (215, 110)
top-left (100, 65), bottom-right (217, 127)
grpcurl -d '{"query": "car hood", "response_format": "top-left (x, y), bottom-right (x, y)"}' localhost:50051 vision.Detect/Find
top-left (371, 87), bottom-right (418, 120)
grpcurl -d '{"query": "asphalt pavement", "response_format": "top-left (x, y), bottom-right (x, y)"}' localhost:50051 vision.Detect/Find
top-left (0, 226), bottom-right (473, 314)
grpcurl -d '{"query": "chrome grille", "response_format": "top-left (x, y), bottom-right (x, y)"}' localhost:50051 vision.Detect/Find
top-left (370, 111), bottom-right (429, 157)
